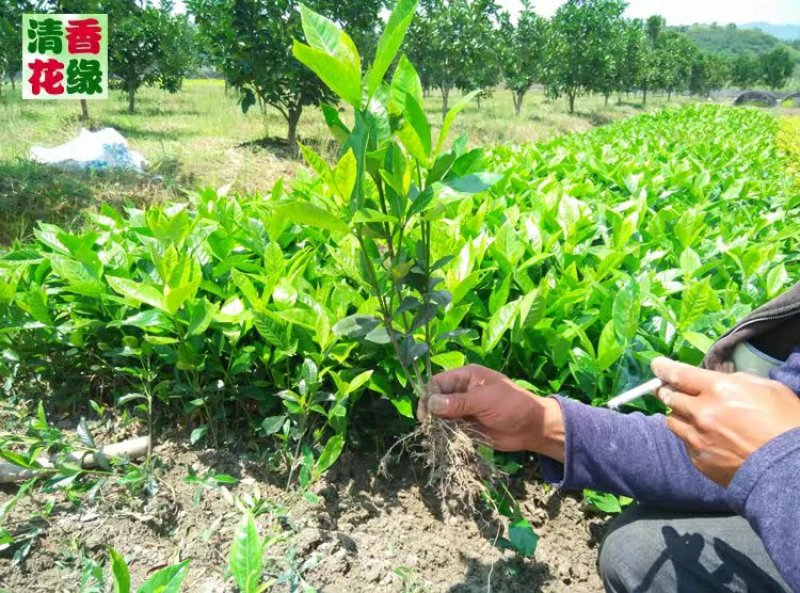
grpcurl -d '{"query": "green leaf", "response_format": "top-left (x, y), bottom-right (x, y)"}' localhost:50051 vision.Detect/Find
top-left (444, 173), bottom-right (503, 194)
top-left (298, 143), bottom-right (331, 176)
top-left (274, 202), bottom-right (349, 234)
top-left (186, 298), bottom-right (219, 337)
top-left (390, 54), bottom-right (423, 108)
top-left (766, 263), bottom-right (788, 298)
top-left (229, 514), bottom-right (263, 593)
top-left (399, 336), bottom-right (428, 367)
top-left (136, 560), bottom-right (190, 593)
top-left (320, 104), bottom-right (350, 144)
top-left (107, 276), bottom-right (168, 313)
top-left (482, 299), bottom-right (519, 352)
top-left (293, 41), bottom-right (362, 106)
top-left (431, 351), bottom-right (465, 370)
top-left (597, 320), bottom-right (624, 371)
top-left (367, 0), bottom-right (418, 96)
top-left (398, 93), bottom-right (431, 162)
top-left (612, 280), bottom-right (640, 342)
top-left (332, 315), bottom-right (380, 338)
top-left (190, 426), bottom-right (208, 446)
top-left (683, 331), bottom-right (714, 353)
top-left (333, 149), bottom-right (357, 203)
top-left (508, 518), bottom-right (538, 557)
top-left (679, 248), bottom-right (702, 277)
top-left (436, 90), bottom-right (479, 156)
top-left (316, 435), bottom-right (344, 474)
top-left (261, 415), bottom-right (286, 435)
top-left (108, 548), bottom-right (131, 593)
top-left (679, 280), bottom-right (711, 330)
top-left (293, 8), bottom-right (362, 107)
top-left (584, 490), bottom-right (623, 514)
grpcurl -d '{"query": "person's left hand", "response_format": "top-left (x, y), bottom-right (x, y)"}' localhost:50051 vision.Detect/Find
top-left (652, 357), bottom-right (800, 487)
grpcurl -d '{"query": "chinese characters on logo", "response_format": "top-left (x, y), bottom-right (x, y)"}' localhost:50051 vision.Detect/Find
top-left (23, 14), bottom-right (108, 100)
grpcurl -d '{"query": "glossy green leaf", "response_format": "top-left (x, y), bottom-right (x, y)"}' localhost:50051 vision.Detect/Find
top-left (316, 435), bottom-right (344, 474)
top-left (367, 0), bottom-right (418, 96)
top-left (135, 560), bottom-right (190, 593)
top-left (108, 548), bottom-right (131, 593)
top-left (107, 276), bottom-right (168, 313)
top-left (229, 514), bottom-right (263, 593)
top-left (436, 90), bottom-right (479, 155)
top-left (274, 202), bottom-right (349, 234)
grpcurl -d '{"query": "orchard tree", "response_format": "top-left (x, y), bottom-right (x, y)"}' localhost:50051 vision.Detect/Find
top-left (656, 32), bottom-right (696, 100)
top-left (760, 47), bottom-right (795, 91)
top-left (498, 1), bottom-right (548, 116)
top-left (612, 19), bottom-right (645, 102)
top-left (188, 0), bottom-right (383, 152)
top-left (544, 0), bottom-right (627, 113)
top-left (689, 52), bottom-right (729, 97)
top-left (730, 55), bottom-right (762, 89)
top-left (105, 0), bottom-right (196, 114)
top-left (406, 0), bottom-right (503, 119)
top-left (0, 0), bottom-right (36, 93)
top-left (453, 0), bottom-right (503, 108)
top-left (637, 15), bottom-right (666, 104)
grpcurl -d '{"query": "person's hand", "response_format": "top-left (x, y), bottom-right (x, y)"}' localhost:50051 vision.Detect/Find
top-left (652, 357), bottom-right (800, 487)
top-left (418, 364), bottom-right (565, 462)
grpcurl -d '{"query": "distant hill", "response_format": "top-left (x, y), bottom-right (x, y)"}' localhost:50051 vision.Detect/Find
top-left (677, 24), bottom-right (800, 62)
top-left (741, 23), bottom-right (800, 41)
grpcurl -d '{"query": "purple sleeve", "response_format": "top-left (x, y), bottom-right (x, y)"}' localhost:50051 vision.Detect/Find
top-left (726, 428), bottom-right (800, 591)
top-left (769, 349), bottom-right (800, 395)
top-left (538, 396), bottom-right (730, 511)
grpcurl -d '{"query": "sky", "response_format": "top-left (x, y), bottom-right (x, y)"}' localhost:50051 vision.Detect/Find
top-left (496, 0), bottom-right (800, 25)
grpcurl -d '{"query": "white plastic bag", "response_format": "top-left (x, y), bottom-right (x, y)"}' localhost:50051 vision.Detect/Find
top-left (30, 128), bottom-right (147, 172)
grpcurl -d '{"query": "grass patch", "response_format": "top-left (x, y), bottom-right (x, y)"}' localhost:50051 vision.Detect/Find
top-left (0, 79), bottom-right (702, 245)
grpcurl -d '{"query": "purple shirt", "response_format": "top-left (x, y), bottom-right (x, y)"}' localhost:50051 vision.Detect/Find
top-left (540, 351), bottom-right (800, 590)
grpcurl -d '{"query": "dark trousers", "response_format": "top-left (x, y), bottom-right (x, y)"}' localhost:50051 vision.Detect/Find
top-left (599, 506), bottom-right (790, 592)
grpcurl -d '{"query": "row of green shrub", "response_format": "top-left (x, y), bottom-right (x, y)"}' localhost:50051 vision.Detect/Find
top-left (1, 105), bottom-right (797, 476)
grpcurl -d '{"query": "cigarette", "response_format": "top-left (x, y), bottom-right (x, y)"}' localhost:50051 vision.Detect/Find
top-left (606, 378), bottom-right (664, 410)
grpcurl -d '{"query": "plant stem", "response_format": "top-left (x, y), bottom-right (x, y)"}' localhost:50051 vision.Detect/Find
top-left (354, 230), bottom-right (423, 398)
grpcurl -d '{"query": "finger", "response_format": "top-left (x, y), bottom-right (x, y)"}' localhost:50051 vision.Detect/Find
top-left (431, 366), bottom-right (477, 395)
top-left (657, 386), bottom-right (699, 420)
top-left (416, 397), bottom-right (428, 422)
top-left (666, 414), bottom-right (702, 457)
top-left (652, 357), bottom-right (719, 396)
top-left (426, 392), bottom-right (466, 419)
top-left (427, 387), bottom-right (497, 419)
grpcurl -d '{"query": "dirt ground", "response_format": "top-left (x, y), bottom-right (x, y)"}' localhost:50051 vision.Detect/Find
top-left (0, 438), bottom-right (609, 593)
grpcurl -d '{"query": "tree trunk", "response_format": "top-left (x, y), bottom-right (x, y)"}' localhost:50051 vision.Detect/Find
top-left (513, 92), bottom-right (524, 116)
top-left (667, 89), bottom-right (672, 101)
top-left (441, 87), bottom-right (450, 120)
top-left (604, 94), bottom-right (610, 106)
top-left (568, 91), bottom-right (576, 114)
top-left (128, 87), bottom-right (136, 114)
top-left (287, 106), bottom-right (302, 155)
top-left (476, 94), bottom-right (481, 110)
top-left (80, 99), bottom-right (89, 120)
top-left (10, 75), bottom-right (15, 92)
top-left (642, 88), bottom-right (648, 105)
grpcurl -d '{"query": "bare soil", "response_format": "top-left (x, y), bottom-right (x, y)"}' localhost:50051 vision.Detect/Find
top-left (0, 438), bottom-right (608, 593)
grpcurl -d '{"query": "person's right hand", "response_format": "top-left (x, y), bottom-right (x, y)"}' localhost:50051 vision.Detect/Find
top-left (418, 364), bottom-right (565, 462)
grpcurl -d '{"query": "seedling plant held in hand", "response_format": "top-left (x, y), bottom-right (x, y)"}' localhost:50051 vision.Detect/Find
top-left (283, 0), bottom-right (505, 512)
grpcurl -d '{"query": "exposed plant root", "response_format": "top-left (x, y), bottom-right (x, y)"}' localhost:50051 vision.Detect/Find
top-left (381, 414), bottom-right (497, 515)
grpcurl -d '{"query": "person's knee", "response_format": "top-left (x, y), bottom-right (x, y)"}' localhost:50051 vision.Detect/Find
top-left (599, 512), bottom-right (662, 593)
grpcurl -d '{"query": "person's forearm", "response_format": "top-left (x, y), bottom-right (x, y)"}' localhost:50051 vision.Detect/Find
top-left (727, 428), bottom-right (800, 590)
top-left (536, 396), bottom-right (731, 511)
